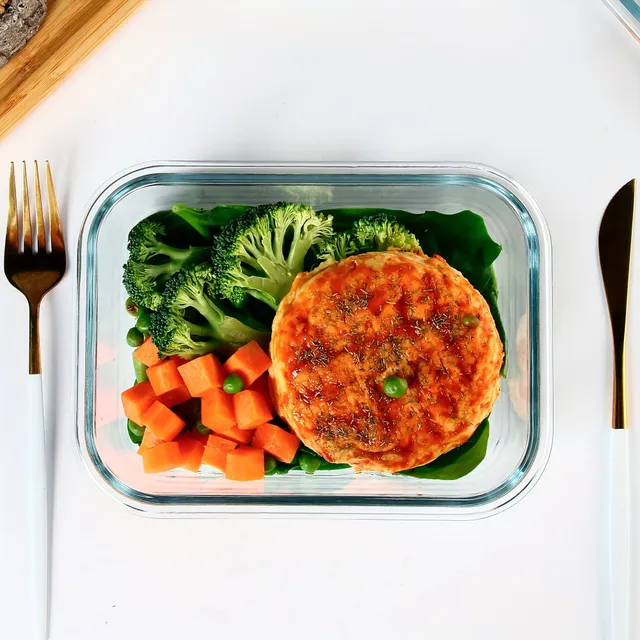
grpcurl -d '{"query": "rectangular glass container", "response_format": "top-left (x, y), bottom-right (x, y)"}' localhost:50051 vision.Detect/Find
top-left (603, 0), bottom-right (640, 41)
top-left (75, 162), bottom-right (553, 518)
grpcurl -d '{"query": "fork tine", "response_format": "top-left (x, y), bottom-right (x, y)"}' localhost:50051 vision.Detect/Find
top-left (33, 161), bottom-right (46, 252)
top-left (5, 162), bottom-right (19, 255)
top-left (22, 161), bottom-right (32, 252)
top-left (45, 162), bottom-right (64, 253)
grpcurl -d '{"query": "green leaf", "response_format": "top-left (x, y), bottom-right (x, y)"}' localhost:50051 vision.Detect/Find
top-left (399, 418), bottom-right (490, 480)
top-left (171, 204), bottom-right (251, 239)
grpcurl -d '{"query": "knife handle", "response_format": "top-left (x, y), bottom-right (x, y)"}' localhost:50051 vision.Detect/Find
top-left (609, 429), bottom-right (630, 640)
top-left (612, 341), bottom-right (627, 430)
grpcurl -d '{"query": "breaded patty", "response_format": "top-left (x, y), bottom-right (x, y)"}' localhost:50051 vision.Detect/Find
top-left (270, 250), bottom-right (503, 473)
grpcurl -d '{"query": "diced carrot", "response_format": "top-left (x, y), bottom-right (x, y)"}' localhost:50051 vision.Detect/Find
top-left (233, 390), bottom-right (272, 430)
top-left (212, 425), bottom-right (254, 445)
top-left (223, 340), bottom-right (272, 387)
top-left (137, 429), bottom-right (163, 456)
top-left (121, 382), bottom-right (157, 426)
top-left (202, 447), bottom-right (228, 472)
top-left (133, 337), bottom-right (162, 367)
top-left (176, 433), bottom-right (205, 473)
top-left (178, 354), bottom-right (225, 397)
top-left (142, 441), bottom-right (183, 474)
top-left (206, 434), bottom-right (238, 453)
top-left (147, 358), bottom-right (185, 396)
top-left (142, 401), bottom-right (186, 441)
top-left (226, 447), bottom-right (265, 482)
top-left (201, 434), bottom-right (238, 472)
top-left (157, 385), bottom-right (191, 408)
top-left (249, 374), bottom-right (273, 410)
top-left (170, 356), bottom-right (190, 367)
top-left (201, 388), bottom-right (236, 432)
top-left (252, 423), bottom-right (300, 464)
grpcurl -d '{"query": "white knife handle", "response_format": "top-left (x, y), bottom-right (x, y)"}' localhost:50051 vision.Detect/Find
top-left (610, 429), bottom-right (630, 640)
top-left (28, 374), bottom-right (48, 640)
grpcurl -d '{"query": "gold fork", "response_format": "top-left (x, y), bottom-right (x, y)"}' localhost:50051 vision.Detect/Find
top-left (4, 161), bottom-right (66, 640)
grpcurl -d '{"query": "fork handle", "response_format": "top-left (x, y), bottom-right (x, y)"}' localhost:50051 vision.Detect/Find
top-left (29, 302), bottom-right (41, 375)
top-left (28, 373), bottom-right (48, 640)
top-left (609, 429), bottom-right (630, 640)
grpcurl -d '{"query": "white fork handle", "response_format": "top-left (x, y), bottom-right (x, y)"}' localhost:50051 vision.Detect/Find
top-left (28, 374), bottom-right (48, 640)
top-left (610, 429), bottom-right (630, 640)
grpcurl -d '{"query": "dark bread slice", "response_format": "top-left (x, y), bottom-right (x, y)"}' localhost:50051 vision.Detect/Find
top-left (0, 0), bottom-right (47, 68)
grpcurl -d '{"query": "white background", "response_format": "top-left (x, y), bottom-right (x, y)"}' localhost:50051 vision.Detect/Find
top-left (1, 1), bottom-right (639, 638)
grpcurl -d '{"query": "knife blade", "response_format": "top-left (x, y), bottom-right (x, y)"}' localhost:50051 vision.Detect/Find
top-left (598, 179), bottom-right (635, 640)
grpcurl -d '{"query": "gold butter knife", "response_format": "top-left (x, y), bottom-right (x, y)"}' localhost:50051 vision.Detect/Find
top-left (598, 179), bottom-right (635, 640)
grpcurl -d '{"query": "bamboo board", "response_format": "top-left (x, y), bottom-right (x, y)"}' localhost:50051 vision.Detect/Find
top-left (0, 0), bottom-right (144, 140)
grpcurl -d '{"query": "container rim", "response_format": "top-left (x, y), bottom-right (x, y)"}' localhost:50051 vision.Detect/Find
top-left (75, 160), bottom-right (553, 520)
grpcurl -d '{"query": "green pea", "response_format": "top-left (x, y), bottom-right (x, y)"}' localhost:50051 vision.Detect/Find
top-left (125, 297), bottom-right (142, 317)
top-left (264, 454), bottom-right (278, 475)
top-left (382, 376), bottom-right (408, 398)
top-left (136, 311), bottom-right (151, 333)
top-left (126, 327), bottom-right (145, 348)
top-left (299, 452), bottom-right (322, 474)
top-left (127, 419), bottom-right (145, 445)
top-left (223, 373), bottom-right (245, 394)
top-left (275, 463), bottom-right (293, 475)
top-left (128, 419), bottom-right (145, 437)
top-left (462, 315), bottom-right (480, 328)
top-left (195, 422), bottom-right (212, 436)
top-left (132, 356), bottom-right (149, 383)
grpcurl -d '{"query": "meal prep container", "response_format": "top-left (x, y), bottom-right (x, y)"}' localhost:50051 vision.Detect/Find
top-left (603, 0), bottom-right (640, 40)
top-left (76, 162), bottom-right (553, 519)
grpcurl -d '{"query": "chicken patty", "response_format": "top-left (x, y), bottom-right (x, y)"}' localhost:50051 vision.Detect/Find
top-left (270, 250), bottom-right (503, 473)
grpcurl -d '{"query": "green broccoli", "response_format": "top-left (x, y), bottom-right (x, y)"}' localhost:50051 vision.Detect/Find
top-left (149, 262), bottom-right (269, 358)
top-left (171, 204), bottom-right (250, 239)
top-left (123, 219), bottom-right (209, 310)
top-left (314, 231), bottom-right (358, 262)
top-left (315, 213), bottom-right (420, 263)
top-left (212, 202), bottom-right (334, 310)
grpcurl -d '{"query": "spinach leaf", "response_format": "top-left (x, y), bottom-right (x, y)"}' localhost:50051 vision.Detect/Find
top-left (398, 418), bottom-right (490, 480)
top-left (171, 204), bottom-right (251, 239)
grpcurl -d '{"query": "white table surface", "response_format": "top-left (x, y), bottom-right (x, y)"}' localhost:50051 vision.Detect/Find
top-left (1, 1), bottom-right (639, 638)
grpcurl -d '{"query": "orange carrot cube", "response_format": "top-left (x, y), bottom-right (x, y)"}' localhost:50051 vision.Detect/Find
top-left (142, 441), bottom-right (183, 474)
top-left (226, 447), bottom-right (265, 482)
top-left (252, 423), bottom-right (300, 464)
top-left (147, 358), bottom-right (185, 396)
top-left (178, 354), bottom-right (225, 397)
top-left (223, 341), bottom-right (272, 387)
top-left (133, 338), bottom-right (162, 367)
top-left (121, 382), bottom-right (157, 426)
top-left (233, 390), bottom-right (272, 430)
top-left (141, 401), bottom-right (185, 441)
top-left (201, 388), bottom-right (236, 433)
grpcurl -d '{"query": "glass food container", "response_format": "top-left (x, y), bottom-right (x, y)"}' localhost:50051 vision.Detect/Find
top-left (76, 162), bottom-right (553, 519)
top-left (603, 0), bottom-right (640, 41)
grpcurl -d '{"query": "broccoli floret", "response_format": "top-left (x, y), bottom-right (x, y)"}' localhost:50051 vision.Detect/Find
top-left (123, 219), bottom-right (209, 310)
top-left (352, 213), bottom-right (420, 251)
top-left (213, 202), bottom-right (334, 310)
top-left (149, 262), bottom-right (269, 357)
top-left (315, 213), bottom-right (420, 263)
top-left (315, 231), bottom-right (358, 262)
top-left (171, 204), bottom-right (250, 239)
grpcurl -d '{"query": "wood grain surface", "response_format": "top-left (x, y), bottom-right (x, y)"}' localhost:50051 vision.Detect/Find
top-left (0, 0), bottom-right (144, 140)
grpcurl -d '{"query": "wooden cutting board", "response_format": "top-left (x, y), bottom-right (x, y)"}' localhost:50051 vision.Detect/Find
top-left (0, 0), bottom-right (144, 140)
